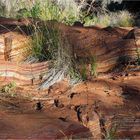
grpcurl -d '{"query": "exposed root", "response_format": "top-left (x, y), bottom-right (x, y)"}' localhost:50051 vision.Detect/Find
top-left (39, 67), bottom-right (66, 90)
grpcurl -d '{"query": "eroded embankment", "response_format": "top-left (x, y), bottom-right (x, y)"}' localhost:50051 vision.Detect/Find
top-left (0, 18), bottom-right (139, 86)
top-left (0, 18), bottom-right (140, 139)
top-left (0, 74), bottom-right (140, 139)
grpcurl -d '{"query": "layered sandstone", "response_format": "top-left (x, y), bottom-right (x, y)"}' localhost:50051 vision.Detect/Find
top-left (0, 18), bottom-right (140, 139)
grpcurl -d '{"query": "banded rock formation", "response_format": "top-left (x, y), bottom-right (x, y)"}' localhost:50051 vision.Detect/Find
top-left (0, 18), bottom-right (140, 139)
top-left (0, 18), bottom-right (139, 86)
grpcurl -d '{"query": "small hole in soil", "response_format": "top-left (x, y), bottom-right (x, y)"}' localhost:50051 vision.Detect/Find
top-left (58, 117), bottom-right (67, 122)
top-left (122, 90), bottom-right (139, 99)
top-left (54, 99), bottom-right (64, 108)
top-left (35, 101), bottom-right (43, 110)
top-left (69, 93), bottom-right (77, 99)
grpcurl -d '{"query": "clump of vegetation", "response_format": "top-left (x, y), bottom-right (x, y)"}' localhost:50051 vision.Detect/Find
top-left (17, 1), bottom-right (62, 21)
top-left (104, 123), bottom-right (118, 140)
top-left (84, 10), bottom-right (134, 27)
top-left (81, 64), bottom-right (87, 81)
top-left (68, 67), bottom-right (82, 85)
top-left (102, 120), bottom-right (119, 140)
top-left (1, 0), bottom-right (134, 27)
top-left (1, 81), bottom-right (16, 93)
top-left (0, 0), bottom-right (81, 25)
top-left (0, 0), bottom-right (136, 88)
top-left (116, 11), bottom-right (134, 27)
top-left (27, 23), bottom-right (60, 62)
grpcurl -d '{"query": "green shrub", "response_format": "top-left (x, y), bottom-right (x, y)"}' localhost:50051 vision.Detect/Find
top-left (84, 10), bottom-right (134, 27)
top-left (68, 67), bottom-right (81, 84)
top-left (1, 0), bottom-right (134, 27)
top-left (112, 10), bottom-right (134, 27)
top-left (0, 0), bottom-right (81, 25)
top-left (104, 124), bottom-right (118, 140)
top-left (1, 81), bottom-right (16, 93)
top-left (81, 64), bottom-right (87, 81)
top-left (17, 1), bottom-right (60, 20)
top-left (27, 23), bottom-right (60, 61)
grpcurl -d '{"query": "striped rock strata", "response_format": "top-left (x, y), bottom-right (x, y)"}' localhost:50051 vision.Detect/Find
top-left (0, 18), bottom-right (140, 139)
top-left (0, 18), bottom-right (139, 86)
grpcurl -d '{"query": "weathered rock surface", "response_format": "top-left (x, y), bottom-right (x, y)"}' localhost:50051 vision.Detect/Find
top-left (0, 18), bottom-right (140, 139)
top-left (0, 18), bottom-right (139, 85)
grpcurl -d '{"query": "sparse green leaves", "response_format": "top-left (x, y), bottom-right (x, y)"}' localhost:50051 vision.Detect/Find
top-left (81, 64), bottom-right (87, 81)
top-left (1, 81), bottom-right (16, 93)
top-left (28, 23), bottom-right (60, 62)
top-left (84, 10), bottom-right (134, 27)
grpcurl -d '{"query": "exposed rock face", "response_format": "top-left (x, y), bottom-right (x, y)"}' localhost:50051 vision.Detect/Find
top-left (0, 18), bottom-right (140, 139)
top-left (0, 18), bottom-right (139, 84)
top-left (1, 73), bottom-right (140, 139)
